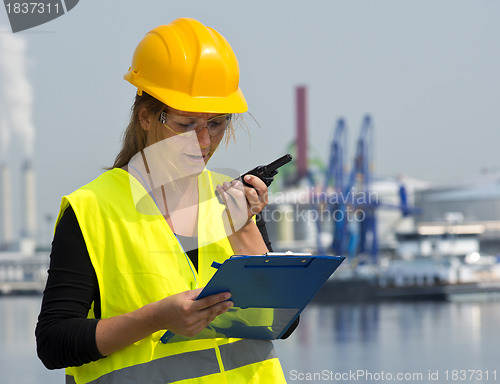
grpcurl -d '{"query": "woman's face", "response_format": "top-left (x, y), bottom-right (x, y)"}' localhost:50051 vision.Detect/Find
top-left (157, 106), bottom-right (227, 166)
top-left (138, 106), bottom-right (228, 185)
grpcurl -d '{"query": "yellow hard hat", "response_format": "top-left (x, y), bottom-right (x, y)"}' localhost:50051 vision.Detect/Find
top-left (124, 18), bottom-right (247, 114)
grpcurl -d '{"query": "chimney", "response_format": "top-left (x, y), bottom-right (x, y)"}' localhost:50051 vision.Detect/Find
top-left (22, 159), bottom-right (36, 237)
top-left (20, 160), bottom-right (36, 253)
top-left (296, 86), bottom-right (308, 180)
top-left (1, 163), bottom-right (14, 250)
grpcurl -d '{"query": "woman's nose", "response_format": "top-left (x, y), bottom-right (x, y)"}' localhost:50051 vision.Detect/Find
top-left (196, 126), bottom-right (211, 148)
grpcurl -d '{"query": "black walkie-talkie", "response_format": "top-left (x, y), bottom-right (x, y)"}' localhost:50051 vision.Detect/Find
top-left (239, 154), bottom-right (293, 187)
top-left (216, 154), bottom-right (292, 203)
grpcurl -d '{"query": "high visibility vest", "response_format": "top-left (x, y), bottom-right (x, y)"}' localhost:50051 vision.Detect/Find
top-left (57, 168), bottom-right (286, 384)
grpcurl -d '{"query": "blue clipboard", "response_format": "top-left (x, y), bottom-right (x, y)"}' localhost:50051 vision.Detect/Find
top-left (160, 253), bottom-right (344, 343)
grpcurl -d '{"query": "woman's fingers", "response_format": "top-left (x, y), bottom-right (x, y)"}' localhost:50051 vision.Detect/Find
top-left (192, 291), bottom-right (231, 311)
top-left (156, 289), bottom-right (233, 337)
top-left (217, 176), bottom-right (268, 214)
top-left (217, 182), bottom-right (249, 233)
top-left (216, 175), bottom-right (269, 235)
top-left (185, 303), bottom-right (233, 336)
top-left (198, 299), bottom-right (233, 323)
top-left (182, 292), bottom-right (233, 336)
top-left (241, 175), bottom-right (268, 216)
top-left (222, 180), bottom-right (246, 205)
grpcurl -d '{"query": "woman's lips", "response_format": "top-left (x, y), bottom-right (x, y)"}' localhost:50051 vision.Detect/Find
top-left (184, 153), bottom-right (209, 163)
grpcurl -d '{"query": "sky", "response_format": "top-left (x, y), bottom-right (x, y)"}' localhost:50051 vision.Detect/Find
top-left (0, 0), bottom-right (499, 245)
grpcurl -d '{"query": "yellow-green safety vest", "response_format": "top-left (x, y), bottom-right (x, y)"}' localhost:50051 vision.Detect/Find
top-left (57, 168), bottom-right (286, 384)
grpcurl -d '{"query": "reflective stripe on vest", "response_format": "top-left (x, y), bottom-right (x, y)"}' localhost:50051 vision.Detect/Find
top-left (66, 340), bottom-right (277, 384)
top-left (219, 339), bottom-right (277, 372)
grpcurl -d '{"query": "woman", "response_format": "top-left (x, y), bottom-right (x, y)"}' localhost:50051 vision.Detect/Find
top-left (36, 18), bottom-right (289, 383)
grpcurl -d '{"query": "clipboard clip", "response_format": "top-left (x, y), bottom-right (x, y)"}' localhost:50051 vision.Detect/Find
top-left (211, 261), bottom-right (223, 269)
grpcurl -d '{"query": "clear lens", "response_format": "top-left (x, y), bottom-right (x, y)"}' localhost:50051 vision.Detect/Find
top-left (164, 113), bottom-right (230, 136)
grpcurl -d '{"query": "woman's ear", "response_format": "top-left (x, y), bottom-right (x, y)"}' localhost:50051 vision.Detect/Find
top-left (138, 106), bottom-right (152, 131)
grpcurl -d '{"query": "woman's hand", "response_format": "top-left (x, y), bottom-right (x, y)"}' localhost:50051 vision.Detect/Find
top-left (241, 174), bottom-right (269, 217)
top-left (216, 175), bottom-right (268, 234)
top-left (215, 175), bottom-right (270, 255)
top-left (150, 288), bottom-right (233, 337)
top-left (95, 288), bottom-right (232, 356)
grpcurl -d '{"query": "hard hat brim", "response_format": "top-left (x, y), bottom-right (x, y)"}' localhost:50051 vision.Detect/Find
top-left (124, 73), bottom-right (248, 114)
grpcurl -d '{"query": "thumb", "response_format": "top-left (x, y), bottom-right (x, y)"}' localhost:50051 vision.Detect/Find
top-left (185, 287), bottom-right (204, 301)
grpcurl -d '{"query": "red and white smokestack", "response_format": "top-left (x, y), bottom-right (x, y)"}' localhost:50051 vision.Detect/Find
top-left (296, 86), bottom-right (308, 179)
top-left (22, 159), bottom-right (36, 239)
top-left (1, 163), bottom-right (14, 250)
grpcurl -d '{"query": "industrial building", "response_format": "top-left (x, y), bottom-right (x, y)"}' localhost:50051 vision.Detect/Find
top-left (410, 173), bottom-right (500, 257)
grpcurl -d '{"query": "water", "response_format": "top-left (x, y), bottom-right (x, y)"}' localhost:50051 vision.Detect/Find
top-left (0, 296), bottom-right (62, 384)
top-left (1, 296), bottom-right (499, 383)
top-left (275, 302), bottom-right (499, 383)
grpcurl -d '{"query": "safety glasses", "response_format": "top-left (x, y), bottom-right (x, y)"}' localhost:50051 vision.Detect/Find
top-left (159, 111), bottom-right (232, 137)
